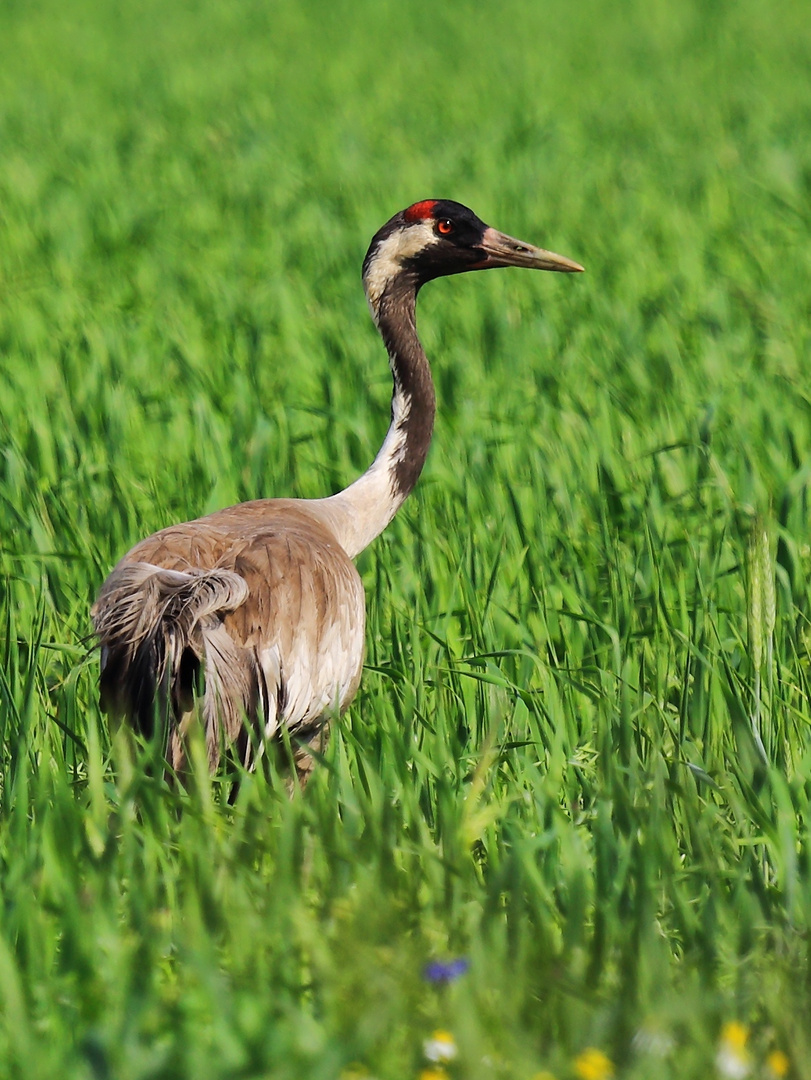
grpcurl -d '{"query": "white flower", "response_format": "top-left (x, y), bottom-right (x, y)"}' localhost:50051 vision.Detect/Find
top-left (423, 1030), bottom-right (458, 1063)
top-left (632, 1024), bottom-right (675, 1058)
top-left (715, 1022), bottom-right (751, 1080)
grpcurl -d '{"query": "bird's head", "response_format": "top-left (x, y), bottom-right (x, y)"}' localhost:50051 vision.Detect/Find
top-left (362, 199), bottom-right (583, 315)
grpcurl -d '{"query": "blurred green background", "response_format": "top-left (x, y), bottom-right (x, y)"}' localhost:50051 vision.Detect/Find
top-left (1, 0), bottom-right (811, 1077)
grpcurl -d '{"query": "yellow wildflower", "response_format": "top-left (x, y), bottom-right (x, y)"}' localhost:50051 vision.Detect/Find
top-left (419, 1070), bottom-right (448, 1080)
top-left (722, 1022), bottom-right (749, 1050)
top-left (766, 1050), bottom-right (789, 1079)
top-left (574, 1047), bottom-right (614, 1080)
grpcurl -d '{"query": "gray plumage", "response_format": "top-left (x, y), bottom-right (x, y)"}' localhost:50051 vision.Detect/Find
top-left (93, 502), bottom-right (365, 776)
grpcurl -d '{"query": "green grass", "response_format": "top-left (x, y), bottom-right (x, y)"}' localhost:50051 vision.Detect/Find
top-left (2, 0), bottom-right (811, 1076)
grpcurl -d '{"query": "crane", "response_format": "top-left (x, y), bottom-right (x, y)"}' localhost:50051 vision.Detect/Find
top-left (92, 199), bottom-right (583, 782)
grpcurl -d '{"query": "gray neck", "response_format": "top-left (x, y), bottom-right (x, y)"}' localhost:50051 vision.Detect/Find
top-left (317, 278), bottom-right (436, 559)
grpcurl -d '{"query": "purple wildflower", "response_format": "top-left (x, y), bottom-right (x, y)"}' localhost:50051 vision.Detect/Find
top-left (423, 957), bottom-right (470, 983)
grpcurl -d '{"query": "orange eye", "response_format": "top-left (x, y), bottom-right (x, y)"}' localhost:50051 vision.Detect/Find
top-left (437, 219), bottom-right (454, 235)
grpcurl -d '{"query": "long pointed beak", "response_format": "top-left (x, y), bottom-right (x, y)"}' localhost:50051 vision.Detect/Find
top-left (473, 226), bottom-right (584, 273)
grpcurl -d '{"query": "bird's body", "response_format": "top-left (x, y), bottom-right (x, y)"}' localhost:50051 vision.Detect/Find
top-left (93, 199), bottom-right (582, 778)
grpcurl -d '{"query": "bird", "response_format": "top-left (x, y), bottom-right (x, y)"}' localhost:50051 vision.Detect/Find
top-left (92, 199), bottom-right (583, 782)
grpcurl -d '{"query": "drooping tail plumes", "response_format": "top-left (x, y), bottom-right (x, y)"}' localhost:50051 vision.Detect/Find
top-left (92, 562), bottom-right (252, 769)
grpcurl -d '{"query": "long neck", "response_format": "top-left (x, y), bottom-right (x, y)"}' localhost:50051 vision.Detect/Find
top-left (318, 277), bottom-right (436, 559)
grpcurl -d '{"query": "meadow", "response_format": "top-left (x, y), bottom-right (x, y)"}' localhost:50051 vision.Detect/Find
top-left (1, 0), bottom-right (811, 1076)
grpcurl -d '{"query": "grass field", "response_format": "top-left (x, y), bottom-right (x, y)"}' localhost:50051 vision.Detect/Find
top-left (2, 0), bottom-right (811, 1076)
